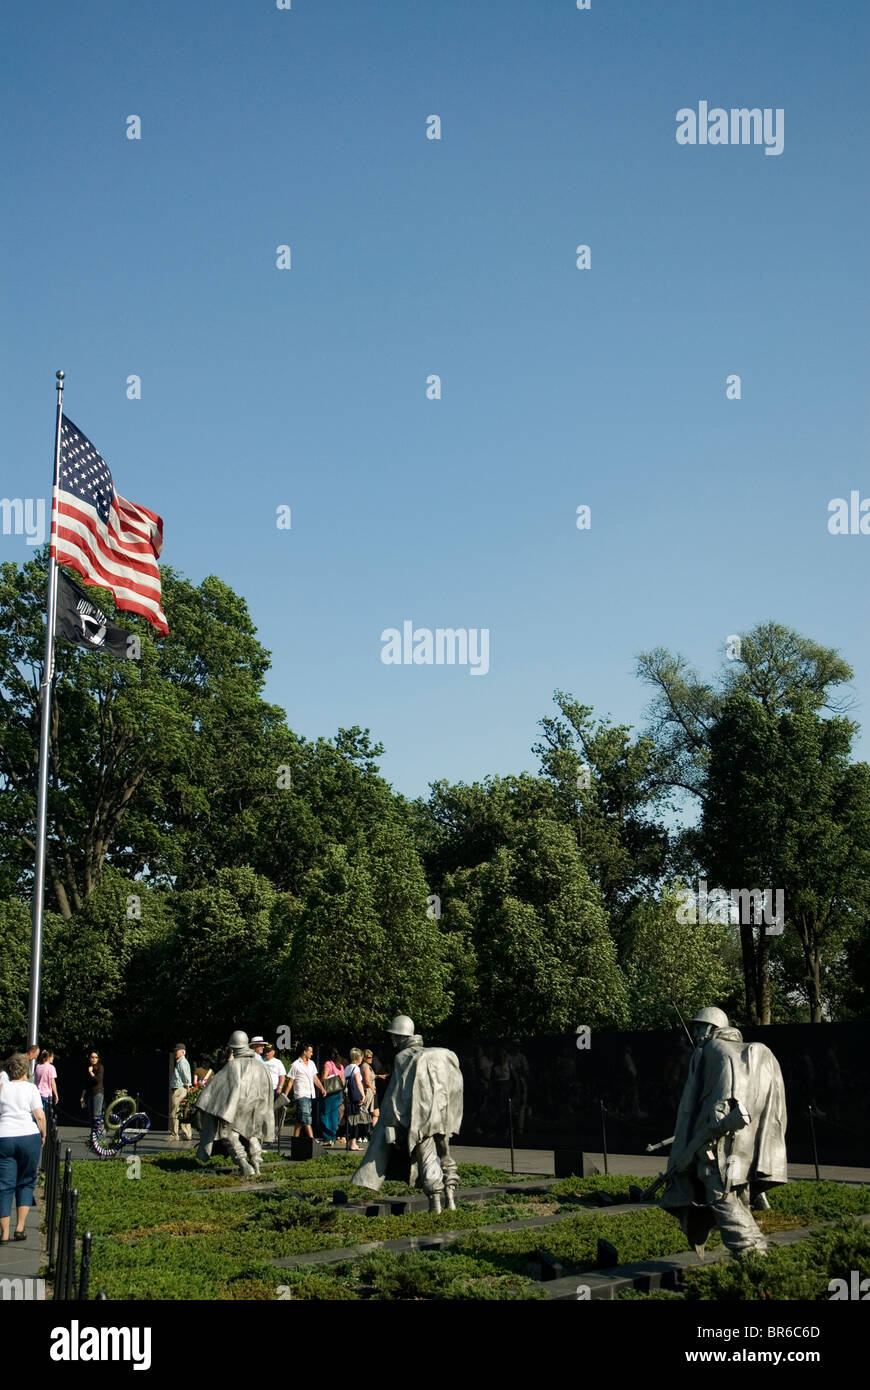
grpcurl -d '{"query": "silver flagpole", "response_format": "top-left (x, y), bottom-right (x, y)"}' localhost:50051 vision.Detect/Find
top-left (26, 369), bottom-right (65, 1048)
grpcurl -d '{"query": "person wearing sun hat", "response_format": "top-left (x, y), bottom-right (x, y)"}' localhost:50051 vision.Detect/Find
top-left (169, 1043), bottom-right (193, 1142)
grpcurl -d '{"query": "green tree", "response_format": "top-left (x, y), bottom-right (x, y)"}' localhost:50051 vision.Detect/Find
top-left (363, 819), bottom-right (453, 1028)
top-left (276, 827), bottom-right (452, 1037)
top-left (411, 774), bottom-right (557, 887)
top-left (700, 694), bottom-right (870, 1023)
top-left (278, 843), bottom-right (386, 1037)
top-left (40, 880), bottom-right (129, 1052)
top-left (244, 727), bottom-right (411, 898)
top-left (0, 899), bottom-right (32, 1048)
top-left (440, 816), bottom-right (629, 1033)
top-left (533, 694), bottom-right (671, 944)
top-left (100, 875), bottom-right (179, 1052)
top-left (636, 621), bottom-right (854, 806)
top-left (637, 623), bottom-right (864, 1022)
top-left (623, 887), bottom-right (741, 1030)
top-left (0, 553), bottom-right (289, 911)
top-left (837, 921), bottom-right (870, 1019)
top-left (0, 872), bottom-right (176, 1054)
top-left (164, 867), bottom-right (277, 1050)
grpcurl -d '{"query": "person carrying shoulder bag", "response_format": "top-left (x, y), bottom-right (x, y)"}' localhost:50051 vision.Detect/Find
top-left (343, 1048), bottom-right (370, 1152)
top-left (319, 1049), bottom-right (345, 1146)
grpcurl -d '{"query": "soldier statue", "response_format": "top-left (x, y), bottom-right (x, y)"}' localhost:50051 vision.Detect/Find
top-left (658, 1007), bottom-right (787, 1257)
top-left (195, 1029), bottom-right (275, 1178)
top-left (352, 1015), bottom-right (464, 1213)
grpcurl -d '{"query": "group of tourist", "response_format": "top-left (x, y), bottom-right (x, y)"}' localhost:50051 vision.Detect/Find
top-left (170, 1037), bottom-right (386, 1151)
top-left (293, 1044), bottom-right (382, 1151)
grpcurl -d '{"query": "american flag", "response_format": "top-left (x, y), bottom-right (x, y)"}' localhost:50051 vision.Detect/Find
top-left (50, 416), bottom-right (168, 634)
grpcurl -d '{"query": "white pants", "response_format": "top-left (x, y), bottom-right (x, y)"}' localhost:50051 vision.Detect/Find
top-left (169, 1088), bottom-right (192, 1140)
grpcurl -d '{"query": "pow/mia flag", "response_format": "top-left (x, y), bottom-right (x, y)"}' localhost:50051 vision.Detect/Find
top-left (55, 570), bottom-right (138, 659)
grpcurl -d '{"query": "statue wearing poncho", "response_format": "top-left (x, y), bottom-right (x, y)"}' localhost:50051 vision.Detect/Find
top-left (195, 1031), bottom-right (274, 1178)
top-left (660, 1008), bottom-right (787, 1256)
top-left (352, 1017), bottom-right (464, 1212)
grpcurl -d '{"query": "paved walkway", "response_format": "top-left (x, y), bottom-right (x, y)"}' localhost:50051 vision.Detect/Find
top-left (0, 1194), bottom-right (45, 1299)
top-left (46, 1127), bottom-right (870, 1185)
top-left (451, 1145), bottom-right (870, 1184)
top-left (0, 1228), bottom-right (42, 1289)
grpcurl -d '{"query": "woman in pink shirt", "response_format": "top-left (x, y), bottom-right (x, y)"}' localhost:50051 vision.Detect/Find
top-left (319, 1049), bottom-right (345, 1146)
top-left (34, 1050), bottom-right (58, 1112)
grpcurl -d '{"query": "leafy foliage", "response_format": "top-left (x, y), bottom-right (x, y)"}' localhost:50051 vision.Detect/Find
top-left (436, 803), bottom-right (630, 1032)
top-left (2, 546), bottom-right (869, 1042)
top-left (623, 886), bottom-right (742, 1029)
top-left (332, 1249), bottom-right (543, 1300)
top-left (454, 1207), bottom-right (692, 1268)
top-left (701, 693), bottom-right (870, 1022)
top-left (638, 622), bottom-right (866, 1022)
top-left (682, 1220), bottom-right (870, 1301)
top-left (533, 695), bottom-right (672, 938)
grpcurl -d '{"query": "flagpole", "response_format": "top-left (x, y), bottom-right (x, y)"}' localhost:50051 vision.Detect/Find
top-left (27, 369), bottom-right (64, 1049)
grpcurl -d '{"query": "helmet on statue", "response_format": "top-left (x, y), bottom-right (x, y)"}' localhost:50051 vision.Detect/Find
top-left (386, 1015), bottom-right (415, 1038)
top-left (226, 1029), bottom-right (249, 1049)
top-left (691, 1007), bottom-right (729, 1030)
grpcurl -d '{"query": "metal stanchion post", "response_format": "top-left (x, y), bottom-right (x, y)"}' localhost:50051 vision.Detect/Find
top-left (78, 1230), bottom-right (92, 1302)
top-left (45, 1138), bottom-right (60, 1268)
top-left (55, 1194), bottom-right (68, 1299)
top-left (51, 1147), bottom-right (72, 1282)
top-left (508, 1098), bottom-right (515, 1175)
top-left (66, 1191), bottom-right (79, 1300)
top-left (600, 1099), bottom-right (609, 1176)
top-left (808, 1103), bottom-right (821, 1181)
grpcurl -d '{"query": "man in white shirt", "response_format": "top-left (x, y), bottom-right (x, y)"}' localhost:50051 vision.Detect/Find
top-left (288, 1044), bottom-right (326, 1139)
top-left (263, 1044), bottom-right (288, 1095)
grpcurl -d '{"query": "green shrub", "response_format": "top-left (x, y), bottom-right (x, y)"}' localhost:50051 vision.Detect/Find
top-left (454, 1207), bottom-right (693, 1273)
top-left (550, 1173), bottom-right (649, 1201)
top-left (261, 1268), bottom-right (360, 1300)
top-left (68, 1151), bottom-right (868, 1301)
top-left (617, 1288), bottom-right (685, 1300)
top-left (767, 1181), bottom-right (870, 1222)
top-left (248, 1196), bottom-right (339, 1232)
top-left (324, 1250), bottom-right (544, 1301)
top-left (683, 1220), bottom-right (870, 1301)
top-left (454, 1163), bottom-right (522, 1186)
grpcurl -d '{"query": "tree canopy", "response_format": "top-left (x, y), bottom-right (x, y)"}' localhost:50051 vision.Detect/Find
top-left (1, 559), bottom-right (867, 1054)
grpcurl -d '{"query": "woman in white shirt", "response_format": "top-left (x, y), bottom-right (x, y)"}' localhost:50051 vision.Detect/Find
top-left (0, 1052), bottom-right (47, 1243)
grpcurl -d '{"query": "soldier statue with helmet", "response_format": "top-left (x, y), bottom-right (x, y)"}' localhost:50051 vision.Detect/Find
top-left (655, 1006), bottom-right (788, 1257)
top-left (194, 1029), bottom-right (275, 1178)
top-left (352, 1015), bottom-right (464, 1212)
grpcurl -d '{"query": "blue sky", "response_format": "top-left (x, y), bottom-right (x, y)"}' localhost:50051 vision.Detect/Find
top-left (2, 1), bottom-right (868, 801)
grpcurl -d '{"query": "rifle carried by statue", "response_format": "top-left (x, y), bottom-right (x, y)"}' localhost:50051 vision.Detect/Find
top-left (641, 1100), bottom-right (750, 1201)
